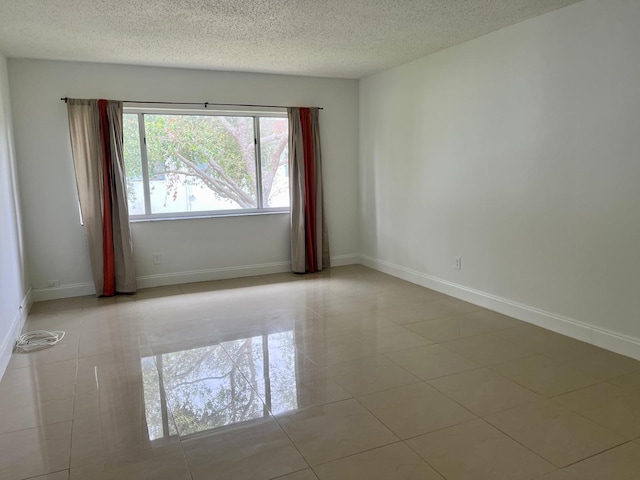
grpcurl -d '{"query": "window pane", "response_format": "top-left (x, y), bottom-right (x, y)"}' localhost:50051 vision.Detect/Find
top-left (144, 114), bottom-right (257, 214)
top-left (220, 331), bottom-right (298, 415)
top-left (259, 117), bottom-right (289, 208)
top-left (123, 114), bottom-right (145, 215)
top-left (267, 331), bottom-right (298, 414)
top-left (141, 356), bottom-right (178, 440)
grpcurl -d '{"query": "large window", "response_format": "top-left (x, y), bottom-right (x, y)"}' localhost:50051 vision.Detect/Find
top-left (123, 109), bottom-right (289, 219)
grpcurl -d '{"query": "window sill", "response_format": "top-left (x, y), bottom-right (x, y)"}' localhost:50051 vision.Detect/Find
top-left (129, 209), bottom-right (290, 223)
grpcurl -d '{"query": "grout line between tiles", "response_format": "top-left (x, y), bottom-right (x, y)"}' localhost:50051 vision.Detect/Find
top-left (544, 379), bottom-right (612, 400)
top-left (557, 439), bottom-right (636, 469)
top-left (23, 468), bottom-right (71, 480)
top-left (354, 384), bottom-right (474, 439)
top-left (400, 431), bottom-right (456, 480)
top-left (268, 467), bottom-right (318, 480)
top-left (265, 404), bottom-right (315, 473)
top-left (403, 367), bottom-right (563, 470)
top-left (545, 389), bottom-right (640, 441)
top-left (481, 407), bottom-right (626, 470)
top-left (308, 439), bottom-right (405, 469)
top-left (0, 418), bottom-right (74, 439)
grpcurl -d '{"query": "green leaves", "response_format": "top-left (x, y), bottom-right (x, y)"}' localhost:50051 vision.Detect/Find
top-left (124, 112), bottom-right (288, 213)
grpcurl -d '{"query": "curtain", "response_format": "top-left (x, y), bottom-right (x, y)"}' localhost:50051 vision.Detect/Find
top-left (288, 107), bottom-right (330, 273)
top-left (67, 99), bottom-right (136, 296)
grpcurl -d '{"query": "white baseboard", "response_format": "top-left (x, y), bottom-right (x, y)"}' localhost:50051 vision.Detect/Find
top-left (136, 261), bottom-right (292, 289)
top-left (360, 254), bottom-right (640, 361)
top-left (31, 254), bottom-right (361, 300)
top-left (134, 254), bottom-right (360, 288)
top-left (0, 288), bottom-right (32, 380)
top-left (329, 254), bottom-right (361, 267)
top-left (32, 282), bottom-right (96, 302)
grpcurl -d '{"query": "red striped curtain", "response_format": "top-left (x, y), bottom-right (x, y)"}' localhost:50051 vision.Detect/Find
top-left (288, 107), bottom-right (330, 273)
top-left (67, 99), bottom-right (136, 296)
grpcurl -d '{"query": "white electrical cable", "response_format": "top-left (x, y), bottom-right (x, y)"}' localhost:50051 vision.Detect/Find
top-left (15, 330), bottom-right (65, 352)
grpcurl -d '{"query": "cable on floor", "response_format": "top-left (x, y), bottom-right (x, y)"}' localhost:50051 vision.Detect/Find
top-left (15, 330), bottom-right (66, 352)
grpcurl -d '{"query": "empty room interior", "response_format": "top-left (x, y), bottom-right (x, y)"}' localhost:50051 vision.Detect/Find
top-left (1, 0), bottom-right (640, 479)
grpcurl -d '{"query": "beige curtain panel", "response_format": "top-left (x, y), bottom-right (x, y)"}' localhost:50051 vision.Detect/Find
top-left (67, 98), bottom-right (136, 296)
top-left (288, 107), bottom-right (330, 273)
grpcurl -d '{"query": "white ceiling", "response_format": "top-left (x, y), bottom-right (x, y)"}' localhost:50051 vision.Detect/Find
top-left (0, 0), bottom-right (581, 79)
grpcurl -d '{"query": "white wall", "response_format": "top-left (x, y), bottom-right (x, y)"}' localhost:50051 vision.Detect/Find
top-left (8, 60), bottom-right (359, 298)
top-left (360, 0), bottom-right (640, 356)
top-left (0, 52), bottom-right (30, 377)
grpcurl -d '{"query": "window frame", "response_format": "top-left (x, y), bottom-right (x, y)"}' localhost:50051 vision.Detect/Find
top-left (123, 106), bottom-right (290, 221)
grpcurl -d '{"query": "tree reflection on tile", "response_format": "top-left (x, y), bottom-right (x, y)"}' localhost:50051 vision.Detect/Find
top-left (141, 330), bottom-right (305, 438)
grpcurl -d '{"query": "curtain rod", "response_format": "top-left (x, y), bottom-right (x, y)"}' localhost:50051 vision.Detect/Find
top-left (60, 97), bottom-right (323, 110)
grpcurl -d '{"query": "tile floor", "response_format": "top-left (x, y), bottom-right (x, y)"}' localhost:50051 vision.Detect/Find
top-left (1, 265), bottom-right (640, 479)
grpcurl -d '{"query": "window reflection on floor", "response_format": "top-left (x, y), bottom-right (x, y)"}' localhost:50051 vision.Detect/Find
top-left (142, 331), bottom-right (298, 439)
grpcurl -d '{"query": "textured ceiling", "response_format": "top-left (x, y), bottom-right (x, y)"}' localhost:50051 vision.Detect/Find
top-left (0, 0), bottom-right (581, 78)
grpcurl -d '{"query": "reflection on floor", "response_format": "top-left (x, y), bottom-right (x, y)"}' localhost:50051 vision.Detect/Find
top-left (144, 331), bottom-right (300, 440)
top-left (2, 265), bottom-right (640, 479)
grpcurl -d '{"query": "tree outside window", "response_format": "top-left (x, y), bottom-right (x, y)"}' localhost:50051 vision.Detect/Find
top-left (123, 111), bottom-right (289, 218)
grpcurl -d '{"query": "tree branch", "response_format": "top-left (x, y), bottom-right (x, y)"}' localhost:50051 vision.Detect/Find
top-left (173, 373), bottom-right (231, 388)
top-left (203, 155), bottom-right (255, 206)
top-left (174, 349), bottom-right (216, 378)
top-left (163, 168), bottom-right (250, 208)
top-left (262, 135), bottom-right (288, 203)
top-left (173, 152), bottom-right (255, 208)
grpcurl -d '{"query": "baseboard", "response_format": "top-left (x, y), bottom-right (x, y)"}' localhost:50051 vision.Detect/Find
top-left (32, 282), bottom-right (96, 302)
top-left (31, 265), bottom-right (290, 298)
top-left (329, 254), bottom-right (361, 267)
top-left (136, 261), bottom-right (293, 289)
top-left (360, 254), bottom-right (640, 361)
top-left (31, 254), bottom-right (361, 300)
top-left (24, 287), bottom-right (34, 316)
top-left (0, 288), bottom-right (32, 380)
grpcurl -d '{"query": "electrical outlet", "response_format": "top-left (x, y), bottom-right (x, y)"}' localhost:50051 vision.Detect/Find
top-left (454, 257), bottom-right (462, 270)
top-left (46, 279), bottom-right (60, 288)
top-left (152, 253), bottom-right (163, 265)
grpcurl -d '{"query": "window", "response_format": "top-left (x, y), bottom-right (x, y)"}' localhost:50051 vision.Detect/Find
top-left (123, 109), bottom-right (289, 219)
